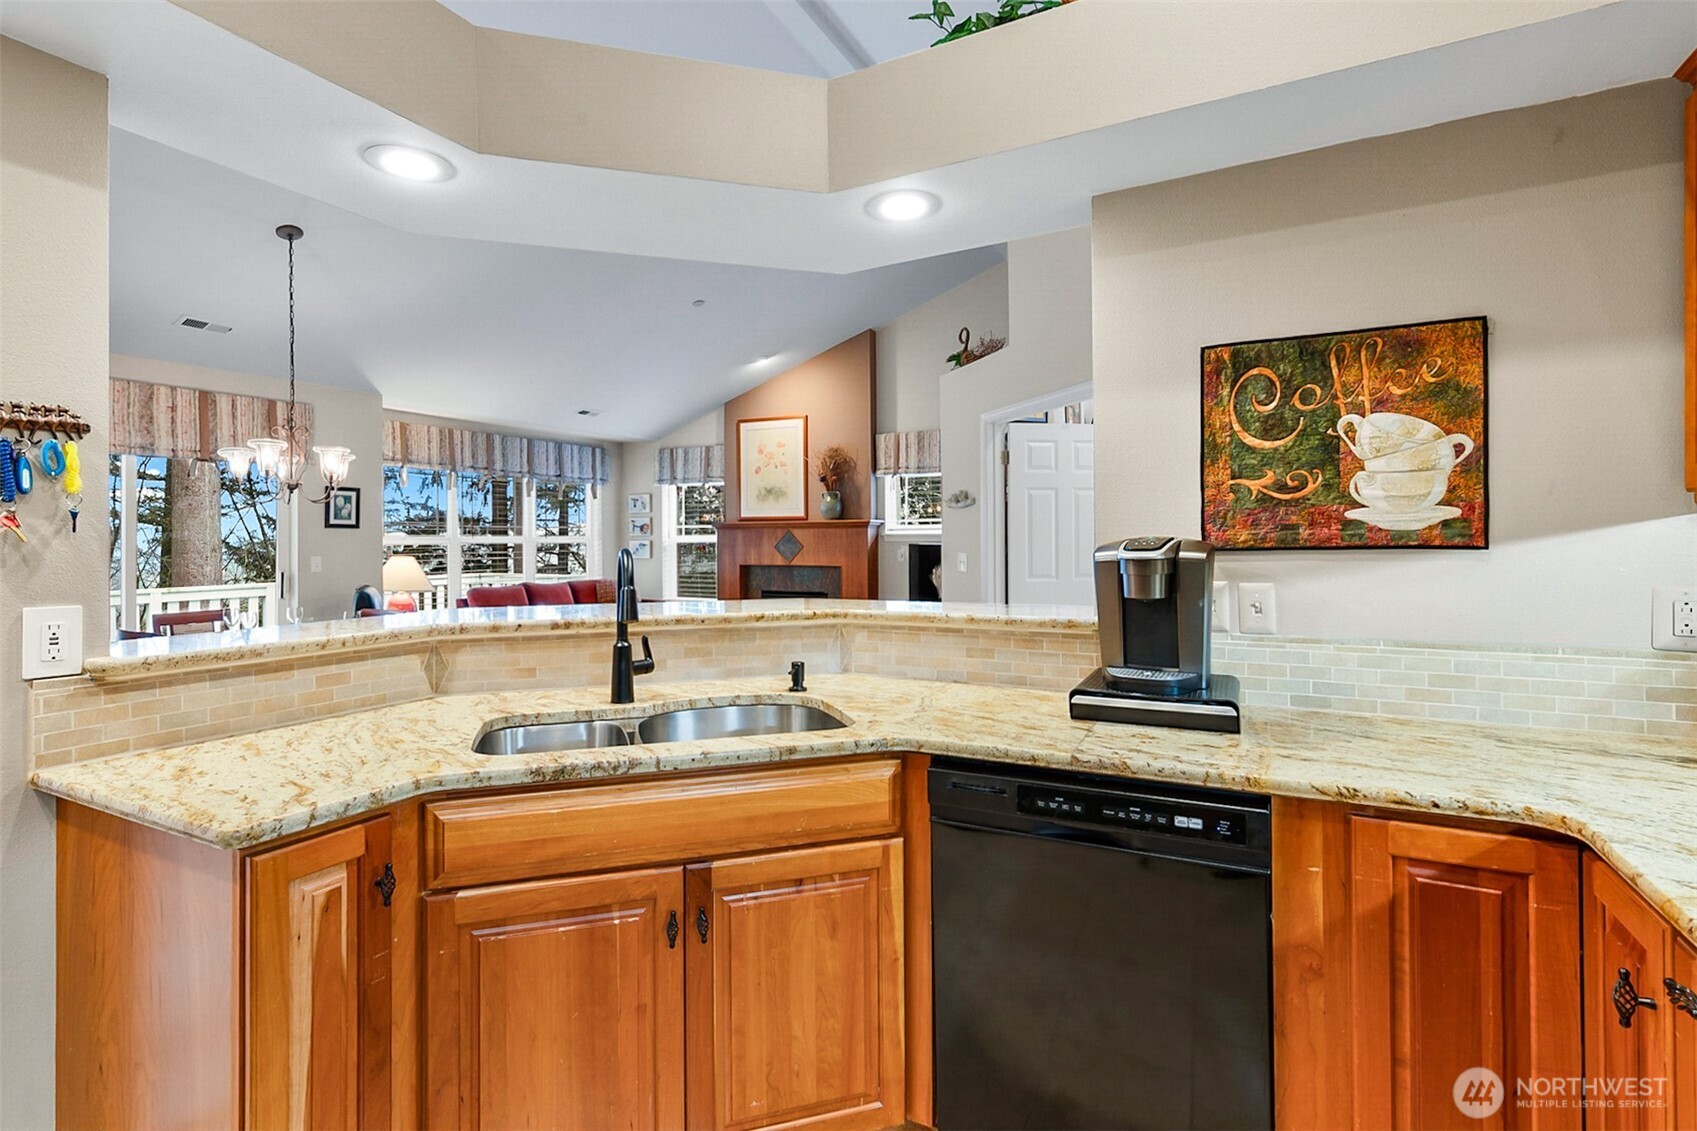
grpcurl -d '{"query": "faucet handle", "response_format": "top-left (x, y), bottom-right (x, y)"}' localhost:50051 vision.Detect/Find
top-left (633, 635), bottom-right (655, 676)
top-left (788, 661), bottom-right (806, 692)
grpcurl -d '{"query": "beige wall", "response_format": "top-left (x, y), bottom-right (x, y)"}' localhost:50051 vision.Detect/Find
top-left (1, 36), bottom-right (109, 1129)
top-left (723, 332), bottom-right (876, 525)
top-left (1092, 81), bottom-right (1696, 649)
top-left (940, 228), bottom-right (1094, 602)
top-left (109, 355), bottom-right (386, 622)
top-left (620, 407), bottom-right (723, 596)
top-left (873, 262), bottom-right (1009, 597)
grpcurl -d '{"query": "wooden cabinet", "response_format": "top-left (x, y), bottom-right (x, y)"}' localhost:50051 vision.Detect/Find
top-left (1350, 816), bottom-right (1582, 1129)
top-left (423, 867), bottom-right (685, 1129)
top-left (1673, 938), bottom-right (1697, 1129)
top-left (1583, 853), bottom-right (1690, 1130)
top-left (245, 816), bottom-right (394, 1131)
top-left (685, 840), bottom-right (905, 1131)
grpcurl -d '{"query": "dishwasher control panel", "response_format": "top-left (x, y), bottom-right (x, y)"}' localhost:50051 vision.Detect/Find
top-left (1017, 783), bottom-right (1247, 844)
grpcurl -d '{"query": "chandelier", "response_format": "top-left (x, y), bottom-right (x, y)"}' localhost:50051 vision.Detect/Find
top-left (218, 224), bottom-right (353, 502)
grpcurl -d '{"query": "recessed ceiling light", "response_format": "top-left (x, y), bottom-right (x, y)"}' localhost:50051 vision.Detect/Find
top-left (866, 189), bottom-right (941, 222)
top-left (576, 409), bottom-right (600, 417)
top-left (362, 144), bottom-right (456, 183)
top-left (692, 298), bottom-right (707, 308)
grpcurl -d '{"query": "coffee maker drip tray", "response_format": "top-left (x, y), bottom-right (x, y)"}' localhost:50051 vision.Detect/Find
top-left (1069, 669), bottom-right (1242, 734)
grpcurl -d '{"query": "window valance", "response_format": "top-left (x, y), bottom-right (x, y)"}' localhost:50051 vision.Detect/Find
top-left (382, 418), bottom-right (609, 485)
top-left (110, 378), bottom-right (313, 460)
top-left (874, 429), bottom-right (941, 475)
top-left (655, 444), bottom-right (724, 485)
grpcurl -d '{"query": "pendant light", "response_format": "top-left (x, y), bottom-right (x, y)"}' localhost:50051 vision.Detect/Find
top-left (219, 224), bottom-right (354, 502)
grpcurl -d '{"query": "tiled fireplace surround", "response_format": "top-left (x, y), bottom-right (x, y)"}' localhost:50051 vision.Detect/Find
top-left (28, 619), bottom-right (1697, 768)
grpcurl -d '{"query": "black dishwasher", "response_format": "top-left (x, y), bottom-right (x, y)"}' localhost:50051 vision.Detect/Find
top-left (930, 759), bottom-right (1272, 1130)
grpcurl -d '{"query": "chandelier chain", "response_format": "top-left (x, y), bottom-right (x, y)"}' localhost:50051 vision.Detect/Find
top-left (285, 231), bottom-right (297, 435)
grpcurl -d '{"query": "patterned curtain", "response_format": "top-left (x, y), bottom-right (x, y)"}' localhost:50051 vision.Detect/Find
top-left (654, 444), bottom-right (725, 485)
top-left (382, 418), bottom-right (609, 485)
top-left (110, 378), bottom-right (313, 459)
top-left (874, 429), bottom-right (941, 475)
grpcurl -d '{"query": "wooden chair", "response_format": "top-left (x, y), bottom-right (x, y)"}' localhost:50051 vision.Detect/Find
top-left (151, 608), bottom-right (228, 636)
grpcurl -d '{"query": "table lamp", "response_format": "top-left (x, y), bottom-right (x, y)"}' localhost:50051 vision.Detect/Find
top-left (381, 554), bottom-right (432, 612)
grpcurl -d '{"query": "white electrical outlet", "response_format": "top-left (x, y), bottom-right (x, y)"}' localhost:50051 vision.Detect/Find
top-left (309, 555), bottom-right (323, 574)
top-left (1651, 587), bottom-right (1697, 653)
top-left (1238, 582), bottom-right (1278, 635)
top-left (22, 605), bottom-right (83, 680)
top-left (1211, 580), bottom-right (1232, 632)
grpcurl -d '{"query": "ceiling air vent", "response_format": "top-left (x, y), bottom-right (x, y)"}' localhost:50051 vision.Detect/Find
top-left (176, 315), bottom-right (233, 334)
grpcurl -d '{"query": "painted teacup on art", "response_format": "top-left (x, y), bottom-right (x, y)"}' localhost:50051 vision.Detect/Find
top-left (1347, 468), bottom-right (1452, 514)
top-left (1337, 412), bottom-right (1474, 472)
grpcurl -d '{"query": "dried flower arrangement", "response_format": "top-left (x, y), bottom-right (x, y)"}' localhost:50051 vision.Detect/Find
top-left (947, 326), bottom-right (1007, 369)
top-left (813, 445), bottom-right (856, 492)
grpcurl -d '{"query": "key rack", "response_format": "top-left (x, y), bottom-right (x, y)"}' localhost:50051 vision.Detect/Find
top-left (1, 402), bottom-right (93, 440)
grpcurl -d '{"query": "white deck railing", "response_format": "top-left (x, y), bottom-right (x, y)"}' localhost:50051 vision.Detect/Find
top-left (111, 582), bottom-right (275, 636)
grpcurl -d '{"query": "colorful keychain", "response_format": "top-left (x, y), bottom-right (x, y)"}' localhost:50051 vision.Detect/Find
top-left (0, 438), bottom-right (23, 542)
top-left (40, 438), bottom-right (65, 479)
top-left (12, 439), bottom-right (32, 495)
top-left (62, 440), bottom-right (82, 533)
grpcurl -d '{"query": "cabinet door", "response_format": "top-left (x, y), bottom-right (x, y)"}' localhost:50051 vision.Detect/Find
top-left (1671, 937), bottom-right (1697, 1130)
top-left (1351, 818), bottom-right (1581, 1130)
top-left (1584, 854), bottom-right (1676, 1131)
top-left (246, 816), bottom-right (393, 1131)
top-left (685, 839), bottom-right (904, 1131)
top-left (424, 867), bottom-right (685, 1130)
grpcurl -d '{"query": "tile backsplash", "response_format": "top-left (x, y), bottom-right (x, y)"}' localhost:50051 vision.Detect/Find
top-left (28, 619), bottom-right (1697, 769)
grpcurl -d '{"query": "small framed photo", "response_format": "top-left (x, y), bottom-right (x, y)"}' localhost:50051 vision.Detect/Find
top-left (629, 539), bottom-right (652, 560)
top-left (626, 493), bottom-right (652, 515)
top-left (324, 486), bottom-right (361, 529)
top-left (628, 516), bottom-right (653, 537)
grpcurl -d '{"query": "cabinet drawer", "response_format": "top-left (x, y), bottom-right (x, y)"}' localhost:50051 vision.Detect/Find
top-left (424, 759), bottom-right (901, 888)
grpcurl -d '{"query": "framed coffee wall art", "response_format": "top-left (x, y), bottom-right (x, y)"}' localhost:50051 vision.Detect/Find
top-left (1201, 317), bottom-right (1487, 550)
top-left (736, 415), bottom-right (807, 521)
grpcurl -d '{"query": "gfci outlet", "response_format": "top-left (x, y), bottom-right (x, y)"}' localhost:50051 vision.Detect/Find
top-left (22, 605), bottom-right (84, 680)
top-left (1651, 587), bottom-right (1697, 653)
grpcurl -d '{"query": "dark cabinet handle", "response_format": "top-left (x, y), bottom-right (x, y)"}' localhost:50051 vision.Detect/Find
top-left (373, 862), bottom-right (397, 907)
top-left (1666, 977), bottom-right (1697, 1019)
top-left (1614, 967), bottom-right (1658, 1028)
top-left (696, 906), bottom-right (709, 944)
top-left (665, 910), bottom-right (680, 949)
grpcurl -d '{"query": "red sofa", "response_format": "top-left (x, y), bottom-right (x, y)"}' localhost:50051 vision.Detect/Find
top-left (458, 579), bottom-right (616, 608)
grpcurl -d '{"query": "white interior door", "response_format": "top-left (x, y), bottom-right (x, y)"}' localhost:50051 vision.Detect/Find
top-left (1006, 421), bottom-right (1095, 606)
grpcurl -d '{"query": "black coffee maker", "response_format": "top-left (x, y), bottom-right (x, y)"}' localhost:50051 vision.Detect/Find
top-left (1068, 537), bottom-right (1242, 733)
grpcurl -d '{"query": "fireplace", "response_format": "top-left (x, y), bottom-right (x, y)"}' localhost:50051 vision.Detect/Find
top-left (715, 520), bottom-right (882, 600)
top-left (744, 565), bottom-right (842, 599)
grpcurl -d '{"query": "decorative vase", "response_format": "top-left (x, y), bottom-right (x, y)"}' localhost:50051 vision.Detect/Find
top-left (819, 490), bottom-right (843, 520)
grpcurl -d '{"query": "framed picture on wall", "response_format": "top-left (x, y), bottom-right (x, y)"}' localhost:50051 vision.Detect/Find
top-left (1201, 316), bottom-right (1487, 550)
top-left (324, 486), bottom-right (361, 529)
top-left (736, 415), bottom-right (808, 520)
top-left (626, 493), bottom-right (651, 515)
top-left (628, 516), bottom-right (653, 537)
top-left (629, 539), bottom-right (652, 560)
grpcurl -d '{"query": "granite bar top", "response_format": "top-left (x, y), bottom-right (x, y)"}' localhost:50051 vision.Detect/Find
top-left (90, 600), bottom-right (1096, 682)
top-left (30, 673), bottom-right (1697, 946)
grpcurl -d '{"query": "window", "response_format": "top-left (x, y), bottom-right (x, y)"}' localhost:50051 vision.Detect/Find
top-left (881, 473), bottom-right (942, 533)
top-left (107, 453), bottom-right (277, 637)
top-left (382, 466), bottom-right (599, 604)
top-left (670, 481), bottom-right (722, 599)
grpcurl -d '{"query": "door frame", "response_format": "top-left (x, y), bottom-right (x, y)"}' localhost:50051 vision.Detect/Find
top-left (979, 381), bottom-right (1093, 605)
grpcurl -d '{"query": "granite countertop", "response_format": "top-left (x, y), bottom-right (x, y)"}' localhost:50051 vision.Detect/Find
top-left (90, 599), bottom-right (1096, 681)
top-left (30, 673), bottom-right (1697, 945)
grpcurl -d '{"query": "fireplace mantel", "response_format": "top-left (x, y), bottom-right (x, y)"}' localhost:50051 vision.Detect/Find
top-left (715, 520), bottom-right (882, 600)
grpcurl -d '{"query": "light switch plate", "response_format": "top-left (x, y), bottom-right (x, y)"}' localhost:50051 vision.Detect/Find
top-left (1651, 587), bottom-right (1697, 652)
top-left (1238, 583), bottom-right (1277, 635)
top-left (22, 605), bottom-right (83, 680)
top-left (1211, 581), bottom-right (1232, 632)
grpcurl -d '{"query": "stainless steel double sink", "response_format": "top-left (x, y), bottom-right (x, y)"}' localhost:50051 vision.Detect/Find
top-left (474, 701), bottom-right (846, 756)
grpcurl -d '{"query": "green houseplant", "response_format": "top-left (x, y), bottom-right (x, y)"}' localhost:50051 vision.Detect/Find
top-left (909, 0), bottom-right (1064, 46)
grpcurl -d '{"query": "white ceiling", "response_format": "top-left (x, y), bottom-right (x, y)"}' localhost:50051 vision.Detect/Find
top-left (439, 0), bottom-right (937, 77)
top-left (110, 130), bottom-right (1004, 442)
top-left (4, 1), bottom-right (1690, 274)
